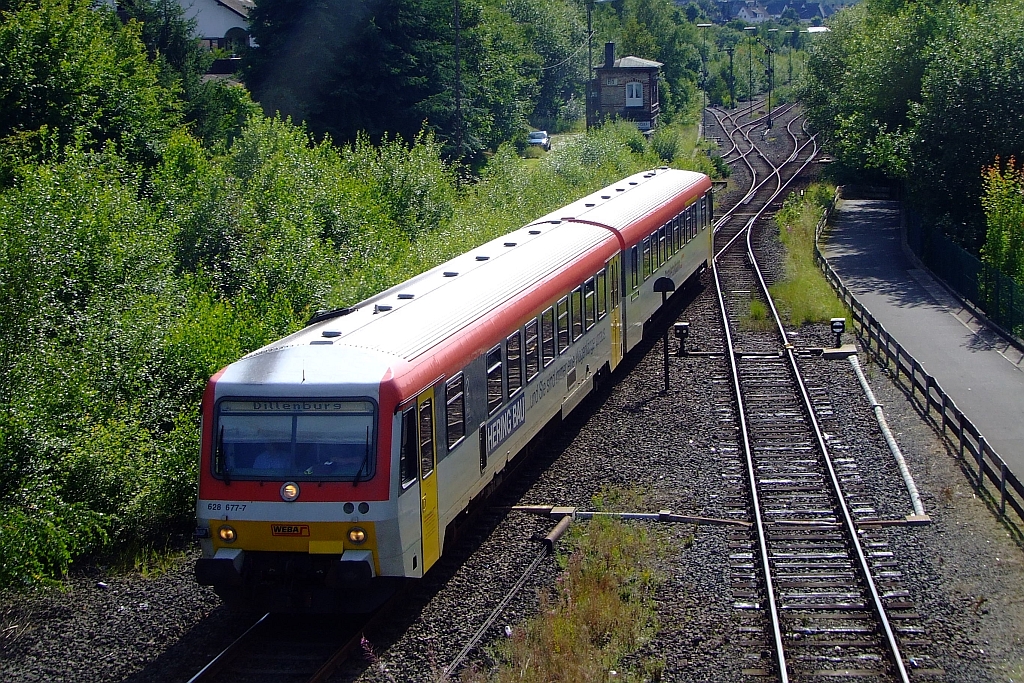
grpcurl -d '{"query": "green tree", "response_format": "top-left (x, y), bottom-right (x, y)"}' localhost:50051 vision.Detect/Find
top-left (0, 0), bottom-right (179, 179)
top-left (802, 3), bottom-right (938, 180)
top-left (980, 157), bottom-right (1024, 286)
top-left (244, 0), bottom-right (535, 160)
top-left (505, 0), bottom-right (584, 126)
top-left (118, 0), bottom-right (258, 149)
top-left (909, 1), bottom-right (1024, 248)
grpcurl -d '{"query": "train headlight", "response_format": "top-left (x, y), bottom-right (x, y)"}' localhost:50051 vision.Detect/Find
top-left (348, 527), bottom-right (367, 544)
top-left (280, 481), bottom-right (300, 502)
top-left (217, 525), bottom-right (237, 543)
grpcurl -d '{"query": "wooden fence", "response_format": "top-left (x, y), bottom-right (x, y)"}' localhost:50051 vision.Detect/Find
top-left (814, 193), bottom-right (1024, 524)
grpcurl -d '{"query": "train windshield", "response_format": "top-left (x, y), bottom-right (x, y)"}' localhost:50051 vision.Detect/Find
top-left (214, 400), bottom-right (377, 481)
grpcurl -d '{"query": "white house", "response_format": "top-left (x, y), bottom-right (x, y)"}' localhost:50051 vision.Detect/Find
top-left (736, 3), bottom-right (771, 22)
top-left (178, 0), bottom-right (254, 50)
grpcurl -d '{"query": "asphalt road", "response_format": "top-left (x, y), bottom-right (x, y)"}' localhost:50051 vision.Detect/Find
top-left (822, 199), bottom-right (1024, 477)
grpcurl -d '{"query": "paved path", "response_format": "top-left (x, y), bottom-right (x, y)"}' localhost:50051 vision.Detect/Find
top-left (822, 199), bottom-right (1024, 477)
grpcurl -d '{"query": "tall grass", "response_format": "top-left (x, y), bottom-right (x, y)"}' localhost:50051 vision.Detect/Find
top-left (769, 184), bottom-right (846, 326)
top-left (462, 488), bottom-right (666, 682)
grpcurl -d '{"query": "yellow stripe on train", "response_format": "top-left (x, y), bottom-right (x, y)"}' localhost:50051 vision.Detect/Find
top-left (209, 519), bottom-right (378, 562)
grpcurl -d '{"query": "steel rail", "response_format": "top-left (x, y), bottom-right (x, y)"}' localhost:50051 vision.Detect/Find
top-left (717, 117), bottom-right (910, 680)
top-left (714, 133), bottom-right (817, 250)
top-left (743, 171), bottom-right (911, 683)
top-left (711, 120), bottom-right (817, 682)
top-left (440, 516), bottom-right (572, 681)
top-left (187, 612), bottom-right (271, 683)
top-left (712, 116), bottom-right (831, 679)
top-left (711, 254), bottom-right (789, 682)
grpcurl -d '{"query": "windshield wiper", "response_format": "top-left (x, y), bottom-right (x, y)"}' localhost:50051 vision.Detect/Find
top-left (352, 427), bottom-right (371, 487)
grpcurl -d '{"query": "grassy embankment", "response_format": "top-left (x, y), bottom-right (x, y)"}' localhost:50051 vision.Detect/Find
top-left (462, 488), bottom-right (669, 683)
top-left (746, 183), bottom-right (846, 328)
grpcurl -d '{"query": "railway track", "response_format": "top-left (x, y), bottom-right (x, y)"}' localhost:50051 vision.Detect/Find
top-left (708, 108), bottom-right (939, 681)
top-left (188, 612), bottom-right (368, 683)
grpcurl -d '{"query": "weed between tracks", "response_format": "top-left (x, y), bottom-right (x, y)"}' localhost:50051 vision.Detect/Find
top-left (462, 488), bottom-right (666, 682)
top-left (770, 183), bottom-right (846, 326)
top-left (741, 298), bottom-right (775, 331)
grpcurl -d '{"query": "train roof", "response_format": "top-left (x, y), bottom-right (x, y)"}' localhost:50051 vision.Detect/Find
top-left (527, 167), bottom-right (710, 242)
top-left (229, 167), bottom-right (710, 389)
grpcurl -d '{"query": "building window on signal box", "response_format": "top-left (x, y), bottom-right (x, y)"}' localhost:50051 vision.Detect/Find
top-left (626, 82), bottom-right (643, 107)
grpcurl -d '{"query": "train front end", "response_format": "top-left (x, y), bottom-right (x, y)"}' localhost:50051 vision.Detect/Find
top-left (194, 344), bottom-right (404, 613)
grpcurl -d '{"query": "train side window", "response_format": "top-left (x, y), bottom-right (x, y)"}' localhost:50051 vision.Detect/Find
top-left (556, 297), bottom-right (570, 353)
top-left (689, 206), bottom-right (697, 240)
top-left (445, 374), bottom-right (465, 451)
top-left (667, 221), bottom-right (676, 254)
top-left (524, 319), bottom-right (540, 381)
top-left (674, 216), bottom-right (682, 250)
top-left (642, 238), bottom-right (652, 281)
top-left (400, 407), bottom-right (418, 488)
top-left (584, 278), bottom-right (596, 330)
top-left (486, 346), bottom-right (502, 415)
top-left (596, 269), bottom-right (607, 320)
top-left (630, 246), bottom-right (640, 291)
top-left (571, 286), bottom-right (584, 341)
top-left (658, 226), bottom-right (667, 266)
top-left (419, 399), bottom-right (434, 478)
top-left (506, 330), bottom-right (523, 398)
top-left (609, 261), bottom-right (620, 309)
top-left (541, 308), bottom-right (556, 366)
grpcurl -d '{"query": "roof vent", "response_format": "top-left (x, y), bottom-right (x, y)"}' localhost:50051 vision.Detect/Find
top-left (629, 181), bottom-right (638, 186)
top-left (529, 230), bottom-right (541, 235)
top-left (398, 293), bottom-right (414, 300)
top-left (374, 304), bottom-right (393, 314)
top-left (616, 188), bottom-right (625, 192)
top-left (504, 242), bottom-right (516, 247)
top-left (585, 203), bottom-right (595, 207)
top-left (321, 330), bottom-right (341, 338)
top-left (443, 271), bottom-right (458, 277)
top-left (476, 255), bottom-right (490, 261)
top-left (310, 340), bottom-right (334, 345)
top-left (601, 195), bottom-right (611, 199)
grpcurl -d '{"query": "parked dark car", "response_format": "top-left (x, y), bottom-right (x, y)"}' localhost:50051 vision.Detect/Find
top-left (527, 130), bottom-right (551, 151)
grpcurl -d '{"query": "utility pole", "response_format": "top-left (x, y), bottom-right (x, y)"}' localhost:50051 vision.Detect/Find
top-left (744, 27), bottom-right (755, 119)
top-left (697, 23), bottom-right (712, 139)
top-left (725, 47), bottom-right (735, 109)
top-left (770, 27), bottom-right (774, 127)
top-left (785, 29), bottom-right (795, 84)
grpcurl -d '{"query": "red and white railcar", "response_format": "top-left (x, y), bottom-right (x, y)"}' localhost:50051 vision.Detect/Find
top-left (195, 167), bottom-right (713, 611)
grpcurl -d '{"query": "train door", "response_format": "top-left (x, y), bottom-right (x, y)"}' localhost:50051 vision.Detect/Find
top-left (608, 254), bottom-right (623, 370)
top-left (416, 388), bottom-right (440, 572)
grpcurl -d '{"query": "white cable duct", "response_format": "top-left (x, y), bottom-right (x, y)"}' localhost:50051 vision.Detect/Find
top-left (849, 355), bottom-right (927, 519)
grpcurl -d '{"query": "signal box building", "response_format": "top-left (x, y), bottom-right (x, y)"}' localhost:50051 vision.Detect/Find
top-left (588, 43), bottom-right (662, 133)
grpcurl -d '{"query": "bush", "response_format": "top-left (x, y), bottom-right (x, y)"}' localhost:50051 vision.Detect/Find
top-left (651, 127), bottom-right (681, 162)
top-left (0, 112), bottom-right (712, 588)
